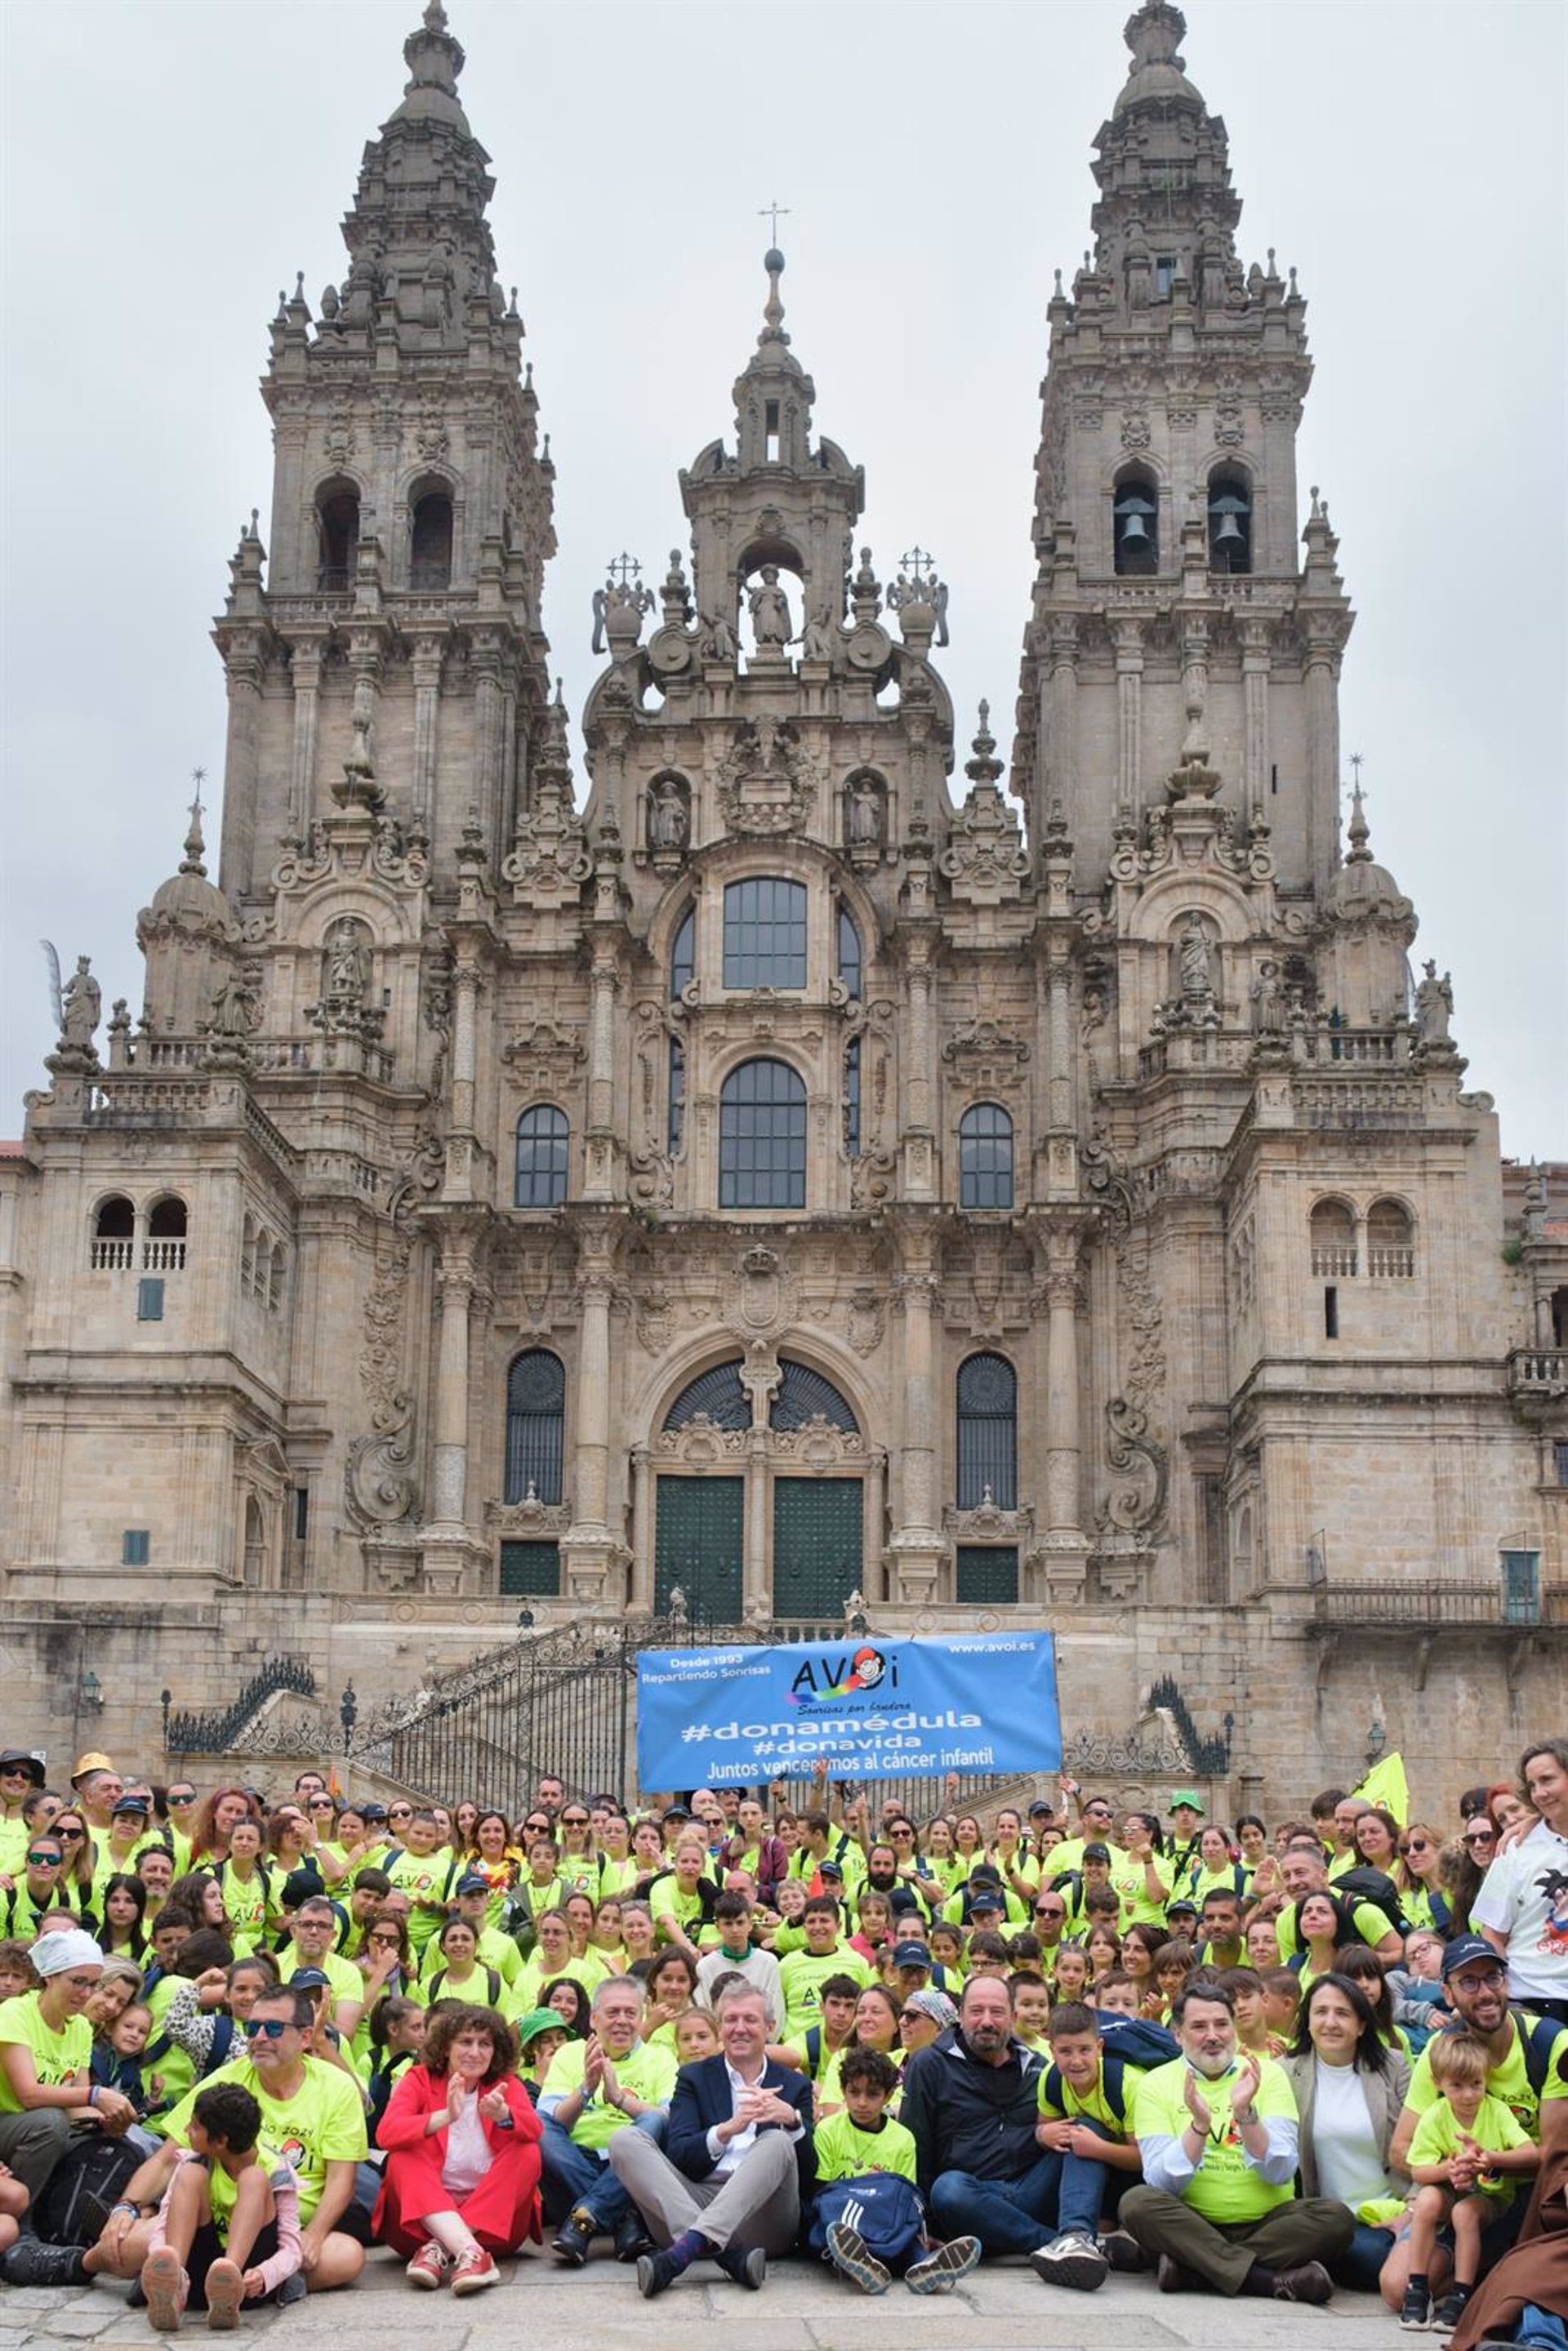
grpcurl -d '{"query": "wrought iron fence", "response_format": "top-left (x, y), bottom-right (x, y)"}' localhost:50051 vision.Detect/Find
top-left (165, 1657), bottom-right (316, 1754)
top-left (1145, 1673), bottom-right (1232, 1776)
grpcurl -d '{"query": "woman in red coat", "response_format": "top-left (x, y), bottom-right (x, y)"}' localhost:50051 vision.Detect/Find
top-left (375, 2001), bottom-right (542, 2294)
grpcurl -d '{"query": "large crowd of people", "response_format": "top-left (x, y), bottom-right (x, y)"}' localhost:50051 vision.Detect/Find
top-left (0, 1735), bottom-right (1563, 2344)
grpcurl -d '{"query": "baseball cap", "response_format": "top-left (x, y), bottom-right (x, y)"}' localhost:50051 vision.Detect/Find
top-left (359, 1802), bottom-right (389, 1823)
top-left (817, 1859), bottom-right (844, 1882)
top-left (1441, 1934), bottom-right (1506, 1983)
top-left (281, 1867), bottom-right (326, 1908)
top-left (969, 1863), bottom-right (1004, 1886)
top-left (1027, 1801), bottom-right (1056, 1819)
top-left (1081, 1841), bottom-right (1111, 1864)
top-left (1166, 1895), bottom-right (1200, 1917)
top-left (1169, 1789), bottom-right (1205, 1814)
top-left (888, 1886), bottom-right (921, 1916)
top-left (892, 1940), bottom-right (931, 1969)
top-left (662, 1804), bottom-right (693, 1822)
top-left (111, 1795), bottom-right (151, 1818)
top-left (456, 1872), bottom-right (491, 1895)
top-left (289, 1967), bottom-right (331, 1991)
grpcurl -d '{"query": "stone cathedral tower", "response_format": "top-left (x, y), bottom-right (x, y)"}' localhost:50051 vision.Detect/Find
top-left (2, 2), bottom-right (1561, 1808)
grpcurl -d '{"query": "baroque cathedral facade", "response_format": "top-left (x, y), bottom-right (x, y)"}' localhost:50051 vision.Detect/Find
top-left (2, 2), bottom-right (1562, 1808)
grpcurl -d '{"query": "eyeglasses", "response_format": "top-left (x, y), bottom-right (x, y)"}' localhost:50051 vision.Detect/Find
top-left (57, 1826), bottom-right (86, 1840)
top-left (388, 1809), bottom-right (412, 1822)
top-left (1, 1764), bottom-right (34, 1778)
top-left (561, 1815), bottom-right (590, 1828)
top-left (310, 1799), bottom-right (336, 1813)
top-left (26, 1851), bottom-right (61, 1866)
top-left (167, 1791), bottom-right (197, 1806)
top-left (1035, 1907), bottom-right (1065, 1919)
top-left (368, 1935), bottom-right (400, 1948)
top-left (242, 2019), bottom-right (292, 2040)
top-left (1463, 1829), bottom-right (1495, 1847)
top-left (1399, 1838), bottom-right (1429, 1855)
top-left (523, 1820), bottom-right (550, 1835)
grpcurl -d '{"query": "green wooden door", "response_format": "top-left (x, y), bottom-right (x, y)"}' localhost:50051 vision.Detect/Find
top-left (655, 1476), bottom-right (743, 1623)
top-left (773, 1477), bottom-right (862, 1621)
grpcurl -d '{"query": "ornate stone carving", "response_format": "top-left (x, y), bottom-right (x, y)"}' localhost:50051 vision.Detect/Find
top-left (650, 1415), bottom-right (751, 1468)
top-left (940, 704), bottom-right (1029, 906)
top-left (1116, 1243), bottom-right (1165, 1409)
top-left (845, 1285), bottom-right (885, 1356)
top-left (1098, 1397), bottom-right (1169, 1535)
top-left (724, 1246), bottom-right (798, 1338)
top-left (1080, 1133), bottom-right (1135, 1236)
top-left (345, 1391), bottom-right (419, 1528)
top-left (942, 1019), bottom-right (1031, 1092)
top-left (501, 1021), bottom-right (586, 1080)
top-left (714, 718), bottom-right (817, 836)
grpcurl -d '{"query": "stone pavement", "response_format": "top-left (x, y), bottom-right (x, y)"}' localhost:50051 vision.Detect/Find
top-left (0, 2246), bottom-right (1413, 2349)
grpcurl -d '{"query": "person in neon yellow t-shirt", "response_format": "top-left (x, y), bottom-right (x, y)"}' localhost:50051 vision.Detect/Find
top-left (1399, 2026), bottom-right (1541, 2334)
top-left (1119, 1983), bottom-right (1352, 2298)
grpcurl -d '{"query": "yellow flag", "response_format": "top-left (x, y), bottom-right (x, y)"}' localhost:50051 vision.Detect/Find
top-left (1354, 1751), bottom-right (1409, 1827)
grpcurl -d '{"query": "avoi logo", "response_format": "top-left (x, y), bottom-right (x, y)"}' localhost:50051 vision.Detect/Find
top-left (786, 1644), bottom-right (894, 1705)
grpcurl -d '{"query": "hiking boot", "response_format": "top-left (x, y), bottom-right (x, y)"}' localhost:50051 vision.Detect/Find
top-left (906, 2234), bottom-right (981, 2294)
top-left (142, 2246), bottom-right (189, 2333)
top-left (1030, 2230), bottom-right (1108, 2291)
top-left (550, 2209), bottom-right (595, 2267)
top-left (203, 2255), bottom-right (243, 2330)
top-left (405, 2241), bottom-right (452, 2290)
top-left (1273, 2259), bottom-right (1333, 2305)
top-left (826, 2221), bottom-right (891, 2295)
top-left (712, 2241), bottom-right (766, 2289)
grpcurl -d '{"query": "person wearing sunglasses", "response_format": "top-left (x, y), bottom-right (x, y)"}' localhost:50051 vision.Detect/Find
top-left (42, 1814), bottom-right (97, 1917)
top-left (102, 1983), bottom-right (370, 2296)
top-left (2, 1840), bottom-right (72, 1943)
top-left (161, 1783), bottom-right (200, 1876)
top-left (1392, 1821), bottom-right (1453, 1935)
top-left (0, 1751), bottom-right (46, 1879)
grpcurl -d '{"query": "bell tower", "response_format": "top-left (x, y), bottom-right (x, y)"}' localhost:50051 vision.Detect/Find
top-left (1013, 0), bottom-right (1352, 899)
top-left (216, 0), bottom-right (555, 899)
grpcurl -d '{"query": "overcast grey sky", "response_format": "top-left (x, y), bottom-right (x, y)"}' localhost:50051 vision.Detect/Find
top-left (3, 0), bottom-right (1564, 1160)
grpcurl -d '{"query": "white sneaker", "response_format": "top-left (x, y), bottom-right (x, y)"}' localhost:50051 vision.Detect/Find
top-left (1029, 2231), bottom-right (1109, 2291)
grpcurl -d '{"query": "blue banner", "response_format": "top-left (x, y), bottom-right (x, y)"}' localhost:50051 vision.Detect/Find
top-left (635, 1631), bottom-right (1060, 1790)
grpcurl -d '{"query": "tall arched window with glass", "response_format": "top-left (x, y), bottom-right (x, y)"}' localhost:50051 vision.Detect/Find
top-left (670, 907), bottom-right (694, 1000)
top-left (514, 1106), bottom-right (569, 1207)
top-left (668, 1037), bottom-right (685, 1155)
top-left (723, 878), bottom-right (806, 989)
top-left (958, 1102), bottom-right (1013, 1209)
top-left (956, 1351), bottom-right (1018, 1509)
top-left (505, 1349), bottom-right (565, 1503)
top-left (837, 905), bottom-right (862, 1001)
top-left (843, 1039), bottom-right (862, 1157)
top-left (719, 1058), bottom-right (807, 1208)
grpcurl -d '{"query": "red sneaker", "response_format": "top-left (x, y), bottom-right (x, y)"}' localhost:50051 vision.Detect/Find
top-left (406, 2241), bottom-right (452, 2290)
top-left (450, 2244), bottom-right (499, 2296)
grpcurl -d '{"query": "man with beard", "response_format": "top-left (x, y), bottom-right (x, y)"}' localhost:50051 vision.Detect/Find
top-left (898, 1971), bottom-right (1053, 2261)
top-left (1117, 1983), bottom-right (1351, 2300)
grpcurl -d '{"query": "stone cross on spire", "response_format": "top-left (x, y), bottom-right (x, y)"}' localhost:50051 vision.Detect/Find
top-left (758, 198), bottom-right (791, 246)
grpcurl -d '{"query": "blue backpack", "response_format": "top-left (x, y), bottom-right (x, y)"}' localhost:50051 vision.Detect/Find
top-left (1045, 2015), bottom-right (1179, 2125)
top-left (808, 2171), bottom-right (927, 2268)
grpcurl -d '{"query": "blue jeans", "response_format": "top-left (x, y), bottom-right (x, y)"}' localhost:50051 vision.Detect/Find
top-left (929, 2153), bottom-right (1057, 2255)
top-left (1334, 2219), bottom-right (1395, 2291)
top-left (541, 2113), bottom-right (664, 2230)
top-left (1036, 2117), bottom-right (1125, 2240)
top-left (1517, 2309), bottom-right (1568, 2351)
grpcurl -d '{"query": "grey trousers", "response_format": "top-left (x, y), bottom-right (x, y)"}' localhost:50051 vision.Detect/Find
top-left (608, 2127), bottom-right (800, 2255)
top-left (0, 2108), bottom-right (71, 2200)
top-left (1120, 2184), bottom-right (1356, 2295)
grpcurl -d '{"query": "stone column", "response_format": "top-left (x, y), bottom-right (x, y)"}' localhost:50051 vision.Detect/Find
top-left (630, 1446), bottom-right (654, 1610)
top-left (1044, 947), bottom-right (1077, 1198)
top-left (745, 1429), bottom-right (769, 1617)
top-left (286, 635), bottom-right (326, 836)
top-left (409, 630), bottom-right (447, 835)
top-left (902, 933), bottom-right (938, 1200)
top-left (430, 1254), bottom-right (474, 1530)
top-left (218, 639), bottom-right (265, 890)
top-left (471, 633), bottom-right (505, 849)
top-left (1303, 626), bottom-right (1341, 893)
top-left (583, 944), bottom-right (619, 1200)
top-left (888, 1222), bottom-right (945, 1601)
top-left (1240, 617), bottom-right (1272, 805)
top-left (1033, 1219), bottom-right (1089, 1603)
top-left (863, 1452), bottom-right (885, 1604)
top-left (1045, 617), bottom-right (1078, 832)
top-left (560, 1218), bottom-right (625, 1606)
top-left (1112, 618), bottom-right (1144, 806)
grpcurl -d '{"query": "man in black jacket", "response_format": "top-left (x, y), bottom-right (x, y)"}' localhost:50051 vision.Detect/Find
top-left (900, 1970), bottom-right (1058, 2260)
top-left (609, 1983), bottom-right (814, 2297)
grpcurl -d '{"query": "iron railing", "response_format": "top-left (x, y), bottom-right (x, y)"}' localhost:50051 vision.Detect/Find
top-left (166, 1656), bottom-right (317, 1754)
top-left (1146, 1673), bottom-right (1232, 1775)
top-left (1310, 1583), bottom-right (1567, 1631)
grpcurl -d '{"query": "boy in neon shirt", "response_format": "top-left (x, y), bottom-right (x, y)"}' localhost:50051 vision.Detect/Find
top-left (1400, 2028), bottom-right (1540, 2334)
top-left (1030, 2000), bottom-right (1147, 2293)
top-left (777, 1899), bottom-right (873, 2042)
top-left (140, 2079), bottom-right (302, 2327)
top-left (814, 2047), bottom-right (980, 2296)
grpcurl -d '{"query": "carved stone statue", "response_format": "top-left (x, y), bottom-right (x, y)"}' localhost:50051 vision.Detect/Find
top-left (648, 777), bottom-right (688, 852)
top-left (747, 564), bottom-right (793, 650)
top-left (847, 773), bottom-right (882, 846)
top-left (209, 965), bottom-right (263, 1037)
top-left (60, 955), bottom-right (101, 1050)
top-left (698, 608), bottom-right (737, 664)
top-left (327, 920), bottom-right (370, 1004)
top-left (801, 603), bottom-right (837, 663)
top-left (1250, 957), bottom-right (1285, 1035)
top-left (1178, 913), bottom-right (1216, 1005)
top-left (1414, 958), bottom-right (1453, 1044)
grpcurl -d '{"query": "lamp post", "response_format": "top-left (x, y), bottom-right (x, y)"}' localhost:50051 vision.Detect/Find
top-left (339, 1683), bottom-right (357, 1748)
top-left (1365, 1715), bottom-right (1386, 1769)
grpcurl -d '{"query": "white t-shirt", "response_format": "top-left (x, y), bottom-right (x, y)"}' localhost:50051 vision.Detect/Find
top-left (441, 2096), bottom-right (492, 2198)
top-left (1472, 1820), bottom-right (1568, 2001)
top-left (1310, 2059), bottom-right (1391, 2209)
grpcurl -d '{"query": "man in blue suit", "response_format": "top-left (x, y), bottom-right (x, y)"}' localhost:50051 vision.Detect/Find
top-left (608, 1981), bottom-right (815, 2297)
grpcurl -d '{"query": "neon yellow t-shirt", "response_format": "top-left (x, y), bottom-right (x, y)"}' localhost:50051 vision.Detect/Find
top-left (542, 2036), bottom-right (677, 2150)
top-left (0, 1994), bottom-right (90, 2108)
top-left (1039, 2055), bottom-right (1146, 2135)
top-left (1111, 1856), bottom-right (1173, 1929)
top-left (777, 1946), bottom-right (873, 2040)
top-left (1130, 2055), bottom-right (1297, 2222)
top-left (216, 1865), bottom-right (270, 1956)
top-left (1276, 1899), bottom-right (1391, 1961)
top-left (163, 2055), bottom-right (367, 2224)
top-left (1405, 2020), bottom-right (1568, 2138)
top-left (384, 1850), bottom-right (453, 1953)
top-left (1408, 2089), bottom-right (1530, 2201)
top-left (812, 2109), bottom-right (917, 2184)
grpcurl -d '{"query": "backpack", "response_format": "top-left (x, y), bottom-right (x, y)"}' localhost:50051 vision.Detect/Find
top-left (1046, 2016), bottom-right (1180, 2125)
top-left (1336, 1867), bottom-right (1410, 1936)
top-left (426, 1963), bottom-right (501, 2008)
top-left (31, 2132), bottom-right (140, 2249)
top-left (808, 2172), bottom-right (927, 2268)
top-left (1439, 2005), bottom-right (1564, 2100)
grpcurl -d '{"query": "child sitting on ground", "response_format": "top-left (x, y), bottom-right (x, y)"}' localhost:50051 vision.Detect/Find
top-left (812, 2047), bottom-right (982, 2297)
top-left (140, 2080), bottom-right (302, 2331)
top-left (673, 2007), bottom-right (719, 2064)
top-left (1400, 2028), bottom-right (1540, 2334)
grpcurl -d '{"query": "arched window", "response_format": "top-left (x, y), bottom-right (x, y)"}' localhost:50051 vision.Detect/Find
top-left (837, 905), bottom-right (862, 1000)
top-left (667, 1037), bottom-right (685, 1155)
top-left (1113, 467), bottom-right (1158, 576)
top-left (505, 1350), bottom-right (565, 1503)
top-left (664, 1359), bottom-right (749, 1431)
top-left (1308, 1198), bottom-right (1357, 1277)
top-left (317, 488), bottom-right (359, 590)
top-left (957, 1352), bottom-right (1018, 1509)
top-left (670, 906), bottom-right (695, 999)
top-left (1366, 1197), bottom-right (1415, 1278)
top-left (514, 1106), bottom-right (568, 1208)
top-left (719, 1058), bottom-right (806, 1208)
top-left (410, 490), bottom-right (453, 590)
top-left (723, 878), bottom-right (807, 990)
top-left (91, 1195), bottom-right (135, 1271)
top-left (959, 1103), bottom-right (1013, 1209)
top-left (771, 1361), bottom-right (858, 1433)
top-left (1208, 470), bottom-right (1252, 574)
